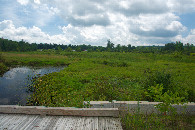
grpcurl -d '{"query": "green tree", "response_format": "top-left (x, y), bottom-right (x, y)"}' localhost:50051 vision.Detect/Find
top-left (127, 44), bottom-right (131, 52)
top-left (66, 47), bottom-right (72, 52)
top-left (76, 46), bottom-right (81, 52)
top-left (164, 43), bottom-right (175, 52)
top-left (106, 39), bottom-right (114, 52)
top-left (115, 44), bottom-right (122, 52)
top-left (175, 41), bottom-right (184, 52)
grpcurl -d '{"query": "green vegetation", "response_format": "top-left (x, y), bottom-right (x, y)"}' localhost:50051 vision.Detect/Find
top-left (6, 51), bottom-right (191, 107)
top-left (1, 38), bottom-right (194, 54)
top-left (0, 62), bottom-right (8, 76)
top-left (1, 51), bottom-right (194, 107)
top-left (121, 112), bottom-right (194, 129)
top-left (1, 52), bottom-right (70, 67)
top-left (0, 53), bottom-right (9, 76)
top-left (1, 38), bottom-right (195, 129)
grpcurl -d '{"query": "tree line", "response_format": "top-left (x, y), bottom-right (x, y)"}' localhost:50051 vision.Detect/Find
top-left (0, 38), bottom-right (194, 54)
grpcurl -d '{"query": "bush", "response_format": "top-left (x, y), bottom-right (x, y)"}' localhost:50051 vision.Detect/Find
top-left (102, 60), bottom-right (128, 67)
top-left (144, 71), bottom-right (172, 93)
top-left (143, 71), bottom-right (190, 103)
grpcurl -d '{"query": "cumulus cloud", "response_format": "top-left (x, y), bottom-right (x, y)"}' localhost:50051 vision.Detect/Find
top-left (34, 0), bottom-right (40, 4)
top-left (168, 0), bottom-right (195, 14)
top-left (185, 29), bottom-right (195, 43)
top-left (31, 4), bottom-right (60, 26)
top-left (1, 0), bottom-right (195, 46)
top-left (172, 29), bottom-right (195, 44)
top-left (1, 19), bottom-right (194, 46)
top-left (40, 0), bottom-right (195, 27)
top-left (0, 20), bottom-right (136, 46)
top-left (113, 0), bottom-right (169, 16)
top-left (0, 20), bottom-right (103, 45)
top-left (48, 0), bottom-right (110, 27)
top-left (5, 0), bottom-right (59, 27)
top-left (0, 20), bottom-right (49, 43)
top-left (0, 20), bottom-right (14, 30)
top-left (41, 0), bottom-right (170, 27)
top-left (37, 0), bottom-right (189, 38)
top-left (17, 0), bottom-right (29, 5)
top-left (129, 13), bottom-right (186, 37)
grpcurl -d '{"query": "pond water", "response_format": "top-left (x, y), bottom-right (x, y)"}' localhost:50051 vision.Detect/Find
top-left (0, 66), bottom-right (64, 105)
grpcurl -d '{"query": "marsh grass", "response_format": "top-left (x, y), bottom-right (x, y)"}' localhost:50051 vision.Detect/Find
top-left (18, 51), bottom-right (194, 107)
top-left (1, 52), bottom-right (70, 67)
top-left (1, 51), bottom-right (195, 129)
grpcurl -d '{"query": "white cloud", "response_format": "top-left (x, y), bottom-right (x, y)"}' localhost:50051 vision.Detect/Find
top-left (186, 29), bottom-right (195, 43)
top-left (40, 0), bottom-right (170, 27)
top-left (172, 29), bottom-right (195, 44)
top-left (34, 0), bottom-right (40, 4)
top-left (17, 0), bottom-right (29, 5)
top-left (1, 0), bottom-right (195, 46)
top-left (0, 20), bottom-right (14, 30)
top-left (0, 20), bottom-right (136, 46)
top-left (38, 0), bottom-right (188, 37)
top-left (168, 0), bottom-right (195, 14)
top-left (0, 20), bottom-right (49, 43)
top-left (1, 19), bottom-right (194, 46)
top-left (166, 21), bottom-right (185, 31)
top-left (113, 0), bottom-right (169, 16)
top-left (31, 4), bottom-right (60, 26)
top-left (2, 0), bottom-right (60, 27)
top-left (129, 13), bottom-right (186, 37)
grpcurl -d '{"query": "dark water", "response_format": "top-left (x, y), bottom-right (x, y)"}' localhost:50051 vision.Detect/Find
top-left (0, 66), bottom-right (64, 105)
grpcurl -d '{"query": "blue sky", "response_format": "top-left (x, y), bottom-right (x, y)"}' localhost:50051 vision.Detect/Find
top-left (0, 0), bottom-right (195, 46)
top-left (180, 13), bottom-right (195, 36)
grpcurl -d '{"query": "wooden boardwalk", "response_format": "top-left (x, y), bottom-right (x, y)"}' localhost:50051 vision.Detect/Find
top-left (0, 106), bottom-right (123, 130)
top-left (0, 114), bottom-right (122, 130)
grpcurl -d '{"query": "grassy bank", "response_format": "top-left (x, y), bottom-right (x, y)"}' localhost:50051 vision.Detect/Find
top-left (0, 53), bottom-right (9, 76)
top-left (1, 52), bottom-right (71, 67)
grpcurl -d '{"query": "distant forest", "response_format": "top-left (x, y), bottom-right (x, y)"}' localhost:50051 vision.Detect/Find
top-left (0, 38), bottom-right (194, 54)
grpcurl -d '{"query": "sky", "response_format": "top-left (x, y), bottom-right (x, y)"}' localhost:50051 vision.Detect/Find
top-left (0, 0), bottom-right (195, 46)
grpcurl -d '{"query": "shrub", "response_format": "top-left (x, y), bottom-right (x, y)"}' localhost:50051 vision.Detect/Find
top-left (145, 84), bottom-right (186, 114)
top-left (143, 71), bottom-right (190, 103)
top-left (144, 71), bottom-right (172, 93)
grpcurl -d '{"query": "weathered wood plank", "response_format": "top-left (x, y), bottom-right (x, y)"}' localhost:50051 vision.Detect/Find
top-left (0, 114), bottom-right (123, 130)
top-left (0, 105), bottom-right (119, 117)
top-left (84, 101), bottom-right (195, 115)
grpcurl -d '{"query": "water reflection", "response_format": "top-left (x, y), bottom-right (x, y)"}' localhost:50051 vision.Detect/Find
top-left (0, 66), bottom-right (63, 105)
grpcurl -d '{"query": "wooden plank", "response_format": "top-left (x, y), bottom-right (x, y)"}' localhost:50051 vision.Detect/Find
top-left (0, 114), bottom-right (123, 130)
top-left (84, 101), bottom-right (195, 115)
top-left (0, 105), bottom-right (119, 117)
